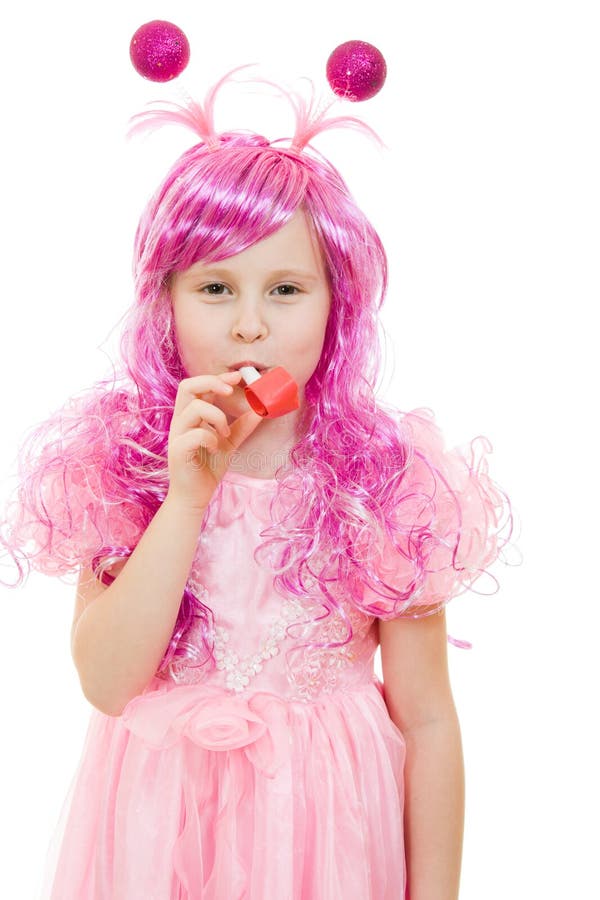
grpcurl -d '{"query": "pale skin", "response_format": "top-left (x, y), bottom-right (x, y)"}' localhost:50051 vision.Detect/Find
top-left (378, 610), bottom-right (465, 900)
top-left (71, 206), bottom-right (464, 898)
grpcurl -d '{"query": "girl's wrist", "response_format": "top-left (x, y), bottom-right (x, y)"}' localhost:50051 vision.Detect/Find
top-left (163, 490), bottom-right (209, 519)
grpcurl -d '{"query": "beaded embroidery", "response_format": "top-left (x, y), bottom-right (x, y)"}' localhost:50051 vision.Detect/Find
top-left (213, 597), bottom-right (308, 692)
top-left (286, 599), bottom-right (377, 701)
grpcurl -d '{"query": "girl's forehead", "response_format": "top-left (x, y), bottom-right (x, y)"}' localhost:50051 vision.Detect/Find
top-left (180, 209), bottom-right (326, 278)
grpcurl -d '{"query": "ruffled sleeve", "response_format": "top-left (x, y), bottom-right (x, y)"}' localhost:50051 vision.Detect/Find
top-left (3, 444), bottom-right (145, 581)
top-left (363, 408), bottom-right (513, 625)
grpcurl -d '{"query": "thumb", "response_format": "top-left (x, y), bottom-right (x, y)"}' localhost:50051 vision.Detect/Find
top-left (228, 408), bottom-right (265, 449)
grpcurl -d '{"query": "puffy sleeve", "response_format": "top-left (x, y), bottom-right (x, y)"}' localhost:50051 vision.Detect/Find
top-left (34, 458), bottom-right (145, 578)
top-left (2, 438), bottom-right (146, 583)
top-left (362, 407), bottom-right (513, 621)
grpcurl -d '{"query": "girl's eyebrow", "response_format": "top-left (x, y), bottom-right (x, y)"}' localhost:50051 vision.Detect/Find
top-left (186, 266), bottom-right (319, 283)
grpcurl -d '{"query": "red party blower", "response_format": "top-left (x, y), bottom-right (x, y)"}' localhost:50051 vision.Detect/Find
top-left (237, 366), bottom-right (300, 418)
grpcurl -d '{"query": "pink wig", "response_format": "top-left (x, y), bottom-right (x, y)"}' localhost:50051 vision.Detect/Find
top-left (0, 68), bottom-right (515, 680)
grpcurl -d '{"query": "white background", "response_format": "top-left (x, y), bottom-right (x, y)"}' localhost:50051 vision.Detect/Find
top-left (0, 1), bottom-right (598, 897)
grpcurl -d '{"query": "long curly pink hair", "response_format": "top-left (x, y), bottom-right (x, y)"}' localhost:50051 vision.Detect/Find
top-left (0, 67), bottom-right (515, 680)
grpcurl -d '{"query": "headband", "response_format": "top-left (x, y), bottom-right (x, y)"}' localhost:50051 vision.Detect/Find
top-left (128, 21), bottom-right (388, 154)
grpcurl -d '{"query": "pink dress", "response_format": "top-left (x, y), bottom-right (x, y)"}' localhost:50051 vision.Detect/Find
top-left (40, 468), bottom-right (408, 899)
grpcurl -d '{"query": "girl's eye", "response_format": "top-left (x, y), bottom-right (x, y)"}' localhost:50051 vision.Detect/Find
top-left (200, 283), bottom-right (300, 297)
top-left (273, 284), bottom-right (299, 296)
top-left (201, 283), bottom-right (230, 296)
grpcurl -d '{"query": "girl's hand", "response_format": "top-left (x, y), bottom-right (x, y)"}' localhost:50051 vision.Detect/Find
top-left (166, 370), bottom-right (264, 511)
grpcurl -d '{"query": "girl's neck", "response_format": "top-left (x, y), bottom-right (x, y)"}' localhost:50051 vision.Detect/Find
top-left (226, 414), bottom-right (298, 478)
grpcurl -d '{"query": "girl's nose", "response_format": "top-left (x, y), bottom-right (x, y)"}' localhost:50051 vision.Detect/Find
top-left (231, 300), bottom-right (268, 341)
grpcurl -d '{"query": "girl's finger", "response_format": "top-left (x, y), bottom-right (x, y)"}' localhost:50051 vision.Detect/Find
top-left (172, 397), bottom-right (231, 439)
top-left (173, 374), bottom-right (238, 417)
top-left (176, 428), bottom-right (219, 462)
top-left (227, 408), bottom-right (265, 449)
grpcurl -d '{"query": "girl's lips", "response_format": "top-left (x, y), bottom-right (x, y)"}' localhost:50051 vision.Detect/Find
top-left (227, 363), bottom-right (269, 373)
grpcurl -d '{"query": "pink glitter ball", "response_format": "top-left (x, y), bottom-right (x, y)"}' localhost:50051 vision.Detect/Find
top-left (129, 20), bottom-right (190, 83)
top-left (326, 40), bottom-right (387, 102)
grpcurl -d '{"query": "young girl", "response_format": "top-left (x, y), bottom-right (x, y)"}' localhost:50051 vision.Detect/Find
top-left (1, 68), bottom-right (513, 899)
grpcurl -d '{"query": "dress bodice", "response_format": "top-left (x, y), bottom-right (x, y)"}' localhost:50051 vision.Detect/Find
top-left (165, 469), bottom-right (379, 702)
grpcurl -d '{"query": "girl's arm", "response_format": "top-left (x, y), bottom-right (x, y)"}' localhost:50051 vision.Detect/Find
top-left (71, 370), bottom-right (259, 718)
top-left (378, 609), bottom-right (464, 900)
top-left (71, 495), bottom-right (207, 717)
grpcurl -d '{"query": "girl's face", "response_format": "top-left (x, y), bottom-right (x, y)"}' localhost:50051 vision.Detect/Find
top-left (169, 208), bottom-right (331, 419)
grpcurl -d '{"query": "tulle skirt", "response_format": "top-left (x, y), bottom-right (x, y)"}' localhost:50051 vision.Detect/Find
top-left (39, 678), bottom-right (406, 899)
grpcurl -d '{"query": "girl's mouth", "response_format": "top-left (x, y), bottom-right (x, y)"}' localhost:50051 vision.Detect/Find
top-left (227, 361), bottom-right (269, 373)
